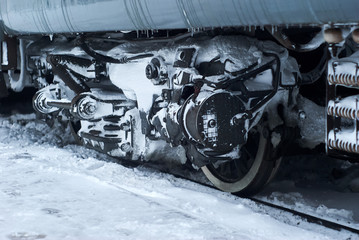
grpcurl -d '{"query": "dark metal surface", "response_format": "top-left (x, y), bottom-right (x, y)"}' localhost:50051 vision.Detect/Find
top-left (0, 0), bottom-right (358, 35)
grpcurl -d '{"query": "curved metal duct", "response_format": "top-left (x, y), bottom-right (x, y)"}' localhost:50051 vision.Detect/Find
top-left (0, 0), bottom-right (358, 35)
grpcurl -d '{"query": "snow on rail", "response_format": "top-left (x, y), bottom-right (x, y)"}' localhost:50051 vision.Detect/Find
top-left (0, 114), bottom-right (357, 240)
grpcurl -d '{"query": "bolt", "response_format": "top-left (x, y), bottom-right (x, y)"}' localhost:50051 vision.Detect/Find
top-left (208, 119), bottom-right (216, 128)
top-left (298, 110), bottom-right (306, 120)
top-left (87, 104), bottom-right (96, 114)
top-left (145, 63), bottom-right (158, 79)
top-left (232, 117), bottom-right (240, 126)
top-left (120, 142), bottom-right (132, 152)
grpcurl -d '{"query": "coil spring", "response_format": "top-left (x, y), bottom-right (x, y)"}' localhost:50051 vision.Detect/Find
top-left (328, 138), bottom-right (359, 153)
top-left (327, 105), bottom-right (359, 119)
top-left (328, 73), bottom-right (359, 86)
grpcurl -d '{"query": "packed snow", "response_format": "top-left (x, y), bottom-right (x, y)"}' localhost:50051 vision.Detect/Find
top-left (258, 154), bottom-right (359, 230)
top-left (0, 113), bottom-right (358, 240)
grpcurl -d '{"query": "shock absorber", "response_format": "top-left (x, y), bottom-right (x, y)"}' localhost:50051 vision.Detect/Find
top-left (326, 28), bottom-right (359, 156)
top-left (326, 96), bottom-right (359, 155)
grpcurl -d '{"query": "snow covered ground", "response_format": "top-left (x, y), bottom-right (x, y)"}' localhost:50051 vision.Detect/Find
top-left (258, 154), bottom-right (359, 229)
top-left (0, 113), bottom-right (358, 240)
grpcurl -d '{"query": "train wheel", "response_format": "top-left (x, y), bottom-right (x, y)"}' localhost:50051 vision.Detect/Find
top-left (201, 125), bottom-right (281, 196)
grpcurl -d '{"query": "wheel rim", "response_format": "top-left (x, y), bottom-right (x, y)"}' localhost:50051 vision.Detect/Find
top-left (201, 127), bottom-right (277, 195)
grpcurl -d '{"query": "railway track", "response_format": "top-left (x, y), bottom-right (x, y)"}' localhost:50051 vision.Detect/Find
top-left (247, 197), bottom-right (359, 235)
top-left (141, 162), bottom-right (359, 236)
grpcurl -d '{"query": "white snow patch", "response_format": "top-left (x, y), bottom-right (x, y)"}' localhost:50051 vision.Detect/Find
top-left (0, 114), bottom-right (357, 240)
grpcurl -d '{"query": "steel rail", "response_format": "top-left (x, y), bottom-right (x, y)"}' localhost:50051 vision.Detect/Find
top-left (158, 165), bottom-right (359, 235)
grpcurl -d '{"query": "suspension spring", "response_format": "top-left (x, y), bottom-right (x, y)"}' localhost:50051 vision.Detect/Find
top-left (328, 73), bottom-right (359, 86)
top-left (328, 137), bottom-right (359, 154)
top-left (327, 100), bottom-right (359, 120)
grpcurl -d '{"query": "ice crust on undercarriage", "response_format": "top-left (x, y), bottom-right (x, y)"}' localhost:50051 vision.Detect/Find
top-left (108, 35), bottom-right (299, 113)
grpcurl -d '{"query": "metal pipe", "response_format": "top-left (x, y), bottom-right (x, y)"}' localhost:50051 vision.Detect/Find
top-left (0, 0), bottom-right (358, 35)
top-left (8, 39), bottom-right (27, 92)
top-left (46, 100), bottom-right (72, 110)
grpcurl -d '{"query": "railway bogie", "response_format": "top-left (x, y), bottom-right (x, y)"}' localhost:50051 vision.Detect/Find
top-left (0, 0), bottom-right (358, 196)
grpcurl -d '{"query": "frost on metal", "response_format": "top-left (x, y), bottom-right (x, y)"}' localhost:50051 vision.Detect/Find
top-left (1, 0), bottom-right (359, 34)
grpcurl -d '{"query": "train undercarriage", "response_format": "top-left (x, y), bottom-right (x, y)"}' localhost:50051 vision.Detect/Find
top-left (0, 0), bottom-right (359, 196)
